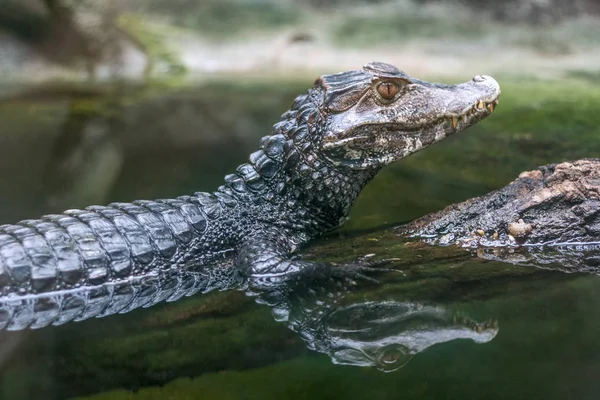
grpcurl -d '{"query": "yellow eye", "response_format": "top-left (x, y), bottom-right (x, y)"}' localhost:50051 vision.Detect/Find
top-left (376, 81), bottom-right (400, 99)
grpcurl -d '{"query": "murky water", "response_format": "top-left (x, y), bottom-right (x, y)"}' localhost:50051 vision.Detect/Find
top-left (0, 78), bottom-right (599, 400)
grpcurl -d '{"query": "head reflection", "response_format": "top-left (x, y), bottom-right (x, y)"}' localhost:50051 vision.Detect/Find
top-left (258, 284), bottom-right (498, 372)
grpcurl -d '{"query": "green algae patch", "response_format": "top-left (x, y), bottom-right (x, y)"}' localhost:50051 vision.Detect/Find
top-left (69, 357), bottom-right (385, 400)
top-left (49, 292), bottom-right (302, 396)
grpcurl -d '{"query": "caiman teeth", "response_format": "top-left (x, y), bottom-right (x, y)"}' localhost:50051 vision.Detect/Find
top-left (450, 96), bottom-right (499, 130)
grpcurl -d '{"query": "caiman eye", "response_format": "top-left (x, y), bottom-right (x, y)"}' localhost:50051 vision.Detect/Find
top-left (376, 81), bottom-right (400, 100)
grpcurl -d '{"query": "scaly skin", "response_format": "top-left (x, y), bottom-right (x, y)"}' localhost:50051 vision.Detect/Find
top-left (0, 62), bottom-right (500, 322)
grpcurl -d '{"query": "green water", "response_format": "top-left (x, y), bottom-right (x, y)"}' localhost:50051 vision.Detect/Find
top-left (0, 75), bottom-right (599, 400)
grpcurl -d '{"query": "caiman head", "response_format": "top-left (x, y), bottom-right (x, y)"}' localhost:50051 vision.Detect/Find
top-left (300, 301), bottom-right (498, 373)
top-left (313, 61), bottom-right (500, 169)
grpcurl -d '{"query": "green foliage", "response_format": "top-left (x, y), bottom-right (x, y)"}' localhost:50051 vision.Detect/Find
top-left (117, 14), bottom-right (188, 78)
top-left (139, 0), bottom-right (299, 38)
top-left (566, 69), bottom-right (600, 82)
top-left (333, 12), bottom-right (486, 45)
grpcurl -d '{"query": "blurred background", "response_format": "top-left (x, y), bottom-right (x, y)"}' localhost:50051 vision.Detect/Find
top-left (0, 0), bottom-right (599, 230)
top-left (2, 3), bottom-right (600, 399)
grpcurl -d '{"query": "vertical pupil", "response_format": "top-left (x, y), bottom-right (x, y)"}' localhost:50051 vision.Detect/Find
top-left (379, 82), bottom-right (396, 98)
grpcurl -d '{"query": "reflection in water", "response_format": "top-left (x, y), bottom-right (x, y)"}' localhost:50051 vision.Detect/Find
top-left (472, 244), bottom-right (600, 275)
top-left (321, 302), bottom-right (495, 371)
top-left (0, 263), bottom-right (243, 331)
top-left (43, 98), bottom-right (124, 210)
top-left (0, 265), bottom-right (498, 373)
top-left (256, 283), bottom-right (498, 372)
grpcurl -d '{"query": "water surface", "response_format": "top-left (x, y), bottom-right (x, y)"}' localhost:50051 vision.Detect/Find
top-left (0, 78), bottom-right (599, 400)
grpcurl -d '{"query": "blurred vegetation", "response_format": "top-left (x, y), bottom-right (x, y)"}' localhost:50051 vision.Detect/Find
top-left (333, 11), bottom-right (487, 45)
top-left (116, 14), bottom-right (187, 77)
top-left (136, 0), bottom-right (299, 38)
top-left (1, 0), bottom-right (599, 81)
top-left (452, 0), bottom-right (597, 24)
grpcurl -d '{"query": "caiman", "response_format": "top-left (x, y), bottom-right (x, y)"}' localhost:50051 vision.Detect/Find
top-left (0, 62), bottom-right (500, 326)
top-left (401, 158), bottom-right (600, 273)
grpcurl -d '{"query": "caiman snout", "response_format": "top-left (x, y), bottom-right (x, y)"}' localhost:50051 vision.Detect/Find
top-left (472, 74), bottom-right (501, 100)
top-left (445, 74), bottom-right (500, 129)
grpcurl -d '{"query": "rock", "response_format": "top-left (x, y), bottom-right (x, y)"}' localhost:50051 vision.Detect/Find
top-left (399, 158), bottom-right (600, 247)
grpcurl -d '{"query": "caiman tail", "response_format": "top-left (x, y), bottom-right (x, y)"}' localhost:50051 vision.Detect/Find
top-left (0, 196), bottom-right (222, 297)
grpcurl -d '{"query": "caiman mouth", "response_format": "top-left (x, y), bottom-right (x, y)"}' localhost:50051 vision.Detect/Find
top-left (446, 96), bottom-right (500, 132)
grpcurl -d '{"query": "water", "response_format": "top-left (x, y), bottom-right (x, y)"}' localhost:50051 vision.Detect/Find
top-left (0, 77), bottom-right (599, 400)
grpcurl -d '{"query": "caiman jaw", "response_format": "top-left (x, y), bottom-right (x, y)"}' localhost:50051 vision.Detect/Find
top-left (449, 97), bottom-right (500, 130)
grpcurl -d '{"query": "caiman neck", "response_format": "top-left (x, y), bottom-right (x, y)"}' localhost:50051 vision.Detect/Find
top-left (216, 87), bottom-right (379, 236)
